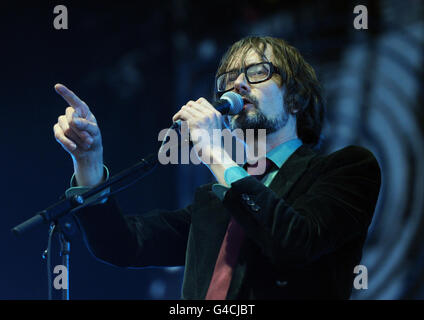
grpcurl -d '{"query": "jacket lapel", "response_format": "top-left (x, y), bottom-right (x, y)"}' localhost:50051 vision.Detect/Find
top-left (226, 146), bottom-right (318, 299)
top-left (269, 145), bottom-right (317, 199)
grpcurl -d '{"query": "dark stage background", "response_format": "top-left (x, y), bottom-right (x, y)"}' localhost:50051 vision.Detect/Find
top-left (1, 0), bottom-right (423, 299)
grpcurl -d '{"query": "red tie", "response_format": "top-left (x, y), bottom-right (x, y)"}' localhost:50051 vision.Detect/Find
top-left (205, 158), bottom-right (273, 300)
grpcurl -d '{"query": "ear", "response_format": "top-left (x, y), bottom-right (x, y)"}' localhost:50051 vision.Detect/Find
top-left (285, 79), bottom-right (311, 115)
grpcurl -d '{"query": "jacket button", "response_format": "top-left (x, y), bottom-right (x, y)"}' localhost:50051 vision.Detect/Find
top-left (241, 194), bottom-right (250, 201)
top-left (276, 280), bottom-right (288, 287)
top-left (251, 204), bottom-right (261, 212)
top-left (246, 199), bottom-right (255, 206)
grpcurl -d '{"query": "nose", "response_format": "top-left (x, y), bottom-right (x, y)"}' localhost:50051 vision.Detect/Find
top-left (233, 73), bottom-right (250, 95)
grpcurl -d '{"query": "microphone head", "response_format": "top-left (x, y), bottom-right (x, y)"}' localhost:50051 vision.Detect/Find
top-left (220, 91), bottom-right (243, 115)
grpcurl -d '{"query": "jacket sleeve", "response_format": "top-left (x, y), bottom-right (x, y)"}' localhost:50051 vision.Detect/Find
top-left (221, 146), bottom-right (381, 268)
top-left (73, 197), bottom-right (191, 268)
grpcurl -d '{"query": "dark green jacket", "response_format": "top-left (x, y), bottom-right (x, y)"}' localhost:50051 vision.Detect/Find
top-left (74, 145), bottom-right (381, 299)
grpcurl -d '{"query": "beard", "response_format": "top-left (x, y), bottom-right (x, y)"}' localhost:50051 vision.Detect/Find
top-left (228, 103), bottom-right (289, 135)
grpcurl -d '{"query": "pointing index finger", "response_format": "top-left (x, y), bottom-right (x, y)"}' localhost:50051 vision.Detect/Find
top-left (54, 83), bottom-right (89, 118)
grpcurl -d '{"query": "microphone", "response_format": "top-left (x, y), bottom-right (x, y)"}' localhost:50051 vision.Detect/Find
top-left (172, 91), bottom-right (243, 129)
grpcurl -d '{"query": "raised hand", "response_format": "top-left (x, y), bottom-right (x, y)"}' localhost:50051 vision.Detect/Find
top-left (53, 84), bottom-right (104, 187)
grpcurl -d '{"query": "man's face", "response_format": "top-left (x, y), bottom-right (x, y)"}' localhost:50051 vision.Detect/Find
top-left (226, 46), bottom-right (289, 133)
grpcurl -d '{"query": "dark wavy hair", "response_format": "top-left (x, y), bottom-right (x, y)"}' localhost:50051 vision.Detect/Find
top-left (215, 36), bottom-right (326, 148)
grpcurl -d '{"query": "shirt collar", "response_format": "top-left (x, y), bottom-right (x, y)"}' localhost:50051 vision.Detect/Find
top-left (266, 138), bottom-right (303, 168)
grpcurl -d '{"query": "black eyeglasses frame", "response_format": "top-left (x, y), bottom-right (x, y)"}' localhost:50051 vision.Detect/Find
top-left (215, 62), bottom-right (283, 96)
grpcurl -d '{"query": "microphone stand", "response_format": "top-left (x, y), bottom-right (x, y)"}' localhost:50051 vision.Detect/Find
top-left (11, 152), bottom-right (159, 299)
top-left (58, 225), bottom-right (70, 300)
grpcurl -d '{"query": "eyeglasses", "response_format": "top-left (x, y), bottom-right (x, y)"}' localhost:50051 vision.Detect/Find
top-left (215, 62), bottom-right (282, 94)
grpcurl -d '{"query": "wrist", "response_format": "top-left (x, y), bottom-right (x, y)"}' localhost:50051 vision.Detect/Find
top-left (200, 145), bottom-right (232, 165)
top-left (201, 146), bottom-right (238, 187)
top-left (73, 152), bottom-right (104, 187)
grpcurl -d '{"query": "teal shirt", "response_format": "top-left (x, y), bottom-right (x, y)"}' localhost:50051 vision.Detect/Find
top-left (212, 138), bottom-right (303, 200)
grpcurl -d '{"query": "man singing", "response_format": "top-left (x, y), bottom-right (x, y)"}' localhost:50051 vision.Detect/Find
top-left (53, 36), bottom-right (381, 299)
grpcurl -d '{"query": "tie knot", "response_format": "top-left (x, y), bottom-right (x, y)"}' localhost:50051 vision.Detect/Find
top-left (245, 158), bottom-right (274, 179)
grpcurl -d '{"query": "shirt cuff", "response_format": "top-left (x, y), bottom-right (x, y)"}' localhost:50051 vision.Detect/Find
top-left (212, 184), bottom-right (229, 201)
top-left (65, 165), bottom-right (110, 205)
top-left (224, 166), bottom-right (250, 186)
top-left (212, 166), bottom-right (250, 200)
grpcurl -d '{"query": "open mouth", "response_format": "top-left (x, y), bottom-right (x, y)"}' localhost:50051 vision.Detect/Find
top-left (242, 97), bottom-right (254, 110)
